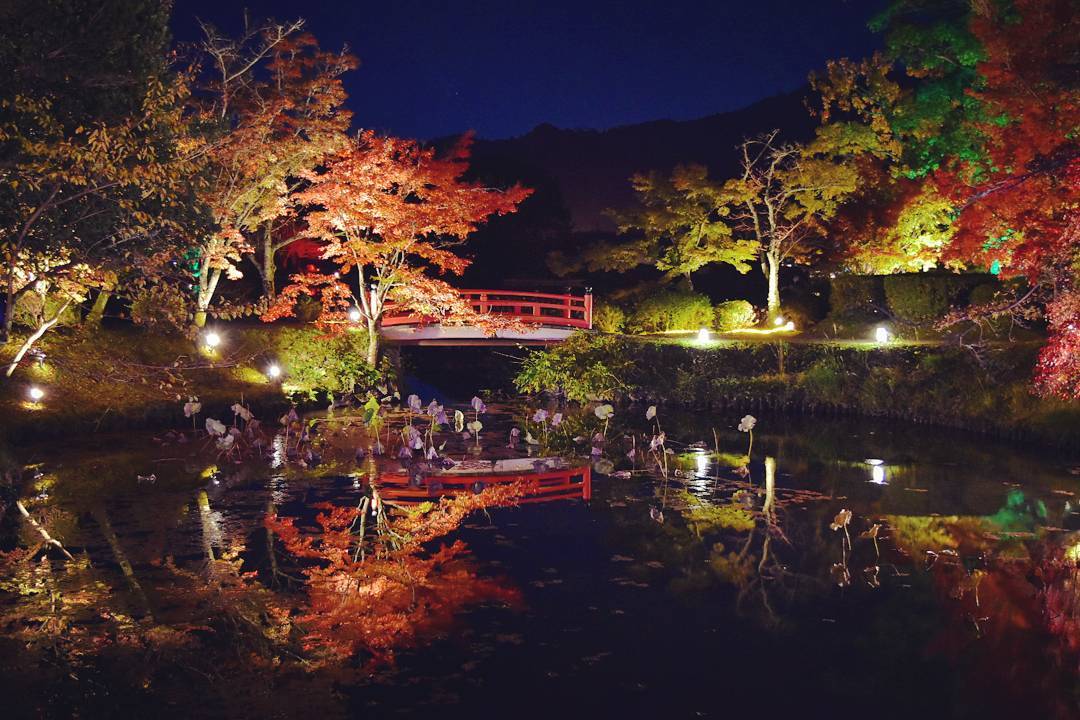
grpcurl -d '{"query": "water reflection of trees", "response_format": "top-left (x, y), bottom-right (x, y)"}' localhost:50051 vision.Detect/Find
top-left (0, 453), bottom-right (528, 716)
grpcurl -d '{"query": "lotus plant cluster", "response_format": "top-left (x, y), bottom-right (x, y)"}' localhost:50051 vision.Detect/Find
top-left (522, 407), bottom-right (563, 449)
top-left (185, 398), bottom-right (266, 461)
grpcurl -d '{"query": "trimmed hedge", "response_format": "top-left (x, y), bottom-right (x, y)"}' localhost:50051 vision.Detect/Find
top-left (516, 333), bottom-right (1080, 448)
top-left (828, 275), bottom-right (886, 320)
top-left (829, 273), bottom-right (999, 322)
top-left (627, 289), bottom-right (713, 333)
top-left (714, 300), bottom-right (757, 331)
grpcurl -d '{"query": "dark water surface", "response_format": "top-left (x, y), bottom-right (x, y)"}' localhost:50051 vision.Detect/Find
top-left (3, 408), bottom-right (1080, 719)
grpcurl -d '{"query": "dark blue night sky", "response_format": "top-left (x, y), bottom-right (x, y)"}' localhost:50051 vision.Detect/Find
top-left (172, 0), bottom-right (886, 140)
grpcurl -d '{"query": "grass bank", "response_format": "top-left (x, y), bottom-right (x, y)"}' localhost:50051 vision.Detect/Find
top-left (514, 333), bottom-right (1080, 450)
top-left (0, 323), bottom-right (376, 445)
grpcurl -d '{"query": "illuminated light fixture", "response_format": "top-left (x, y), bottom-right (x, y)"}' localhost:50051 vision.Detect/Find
top-left (28, 386), bottom-right (45, 402)
top-left (696, 327), bottom-right (710, 343)
top-left (865, 458), bottom-right (884, 466)
top-left (870, 465), bottom-right (887, 485)
top-left (784, 321), bottom-right (795, 331)
top-left (874, 326), bottom-right (891, 344)
top-left (347, 308), bottom-right (362, 323)
top-left (267, 364), bottom-right (282, 379)
top-left (773, 316), bottom-right (786, 327)
top-left (204, 331), bottom-right (221, 349)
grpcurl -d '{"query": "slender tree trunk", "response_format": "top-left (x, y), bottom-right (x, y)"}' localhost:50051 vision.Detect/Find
top-left (5, 299), bottom-right (71, 377)
top-left (765, 253), bottom-right (781, 317)
top-left (2, 259), bottom-right (14, 344)
top-left (366, 316), bottom-right (380, 367)
top-left (262, 241), bottom-right (276, 299)
top-left (253, 223), bottom-right (276, 301)
top-left (195, 264), bottom-right (222, 328)
top-left (95, 507), bottom-right (153, 619)
top-left (86, 288), bottom-right (112, 326)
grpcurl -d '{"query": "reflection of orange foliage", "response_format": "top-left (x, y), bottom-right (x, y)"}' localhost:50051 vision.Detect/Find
top-left (265, 483), bottom-right (527, 666)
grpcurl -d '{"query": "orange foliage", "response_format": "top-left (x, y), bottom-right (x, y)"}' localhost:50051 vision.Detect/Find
top-left (264, 482), bottom-right (528, 666)
top-left (264, 132), bottom-right (532, 340)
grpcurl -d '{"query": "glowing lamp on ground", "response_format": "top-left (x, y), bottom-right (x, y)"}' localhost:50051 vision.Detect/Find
top-left (28, 386), bottom-right (45, 402)
top-left (348, 308), bottom-right (362, 323)
top-left (870, 465), bottom-right (887, 485)
top-left (266, 364), bottom-right (282, 379)
top-left (773, 316), bottom-right (785, 327)
top-left (874, 326), bottom-right (891, 344)
top-left (784, 321), bottom-right (795, 331)
top-left (203, 331), bottom-right (221, 349)
top-left (696, 328), bottom-right (710, 343)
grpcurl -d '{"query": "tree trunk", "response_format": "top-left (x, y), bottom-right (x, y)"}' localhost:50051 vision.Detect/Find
top-left (366, 316), bottom-right (380, 367)
top-left (765, 254), bottom-right (781, 318)
top-left (261, 223), bottom-right (276, 300)
top-left (2, 261), bottom-right (14, 344)
top-left (195, 265), bottom-right (221, 327)
top-left (85, 289), bottom-right (111, 326)
top-left (5, 299), bottom-right (71, 377)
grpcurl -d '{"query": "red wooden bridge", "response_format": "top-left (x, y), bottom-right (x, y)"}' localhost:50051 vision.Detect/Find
top-left (381, 288), bottom-right (593, 345)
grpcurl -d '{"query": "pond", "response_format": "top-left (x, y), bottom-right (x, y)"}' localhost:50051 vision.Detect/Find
top-left (2, 404), bottom-right (1080, 719)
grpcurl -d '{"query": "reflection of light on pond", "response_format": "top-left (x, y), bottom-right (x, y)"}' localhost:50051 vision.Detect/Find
top-left (270, 433), bottom-right (287, 469)
top-left (870, 465), bottom-right (887, 485)
top-left (695, 451), bottom-right (709, 477)
top-left (268, 474), bottom-right (289, 504)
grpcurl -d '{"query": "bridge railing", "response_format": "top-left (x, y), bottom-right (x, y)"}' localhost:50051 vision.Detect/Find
top-left (377, 465), bottom-right (592, 504)
top-left (381, 289), bottom-right (592, 330)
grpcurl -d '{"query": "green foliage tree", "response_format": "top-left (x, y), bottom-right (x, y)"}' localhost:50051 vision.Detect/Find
top-left (0, 0), bottom-right (202, 372)
top-left (551, 164), bottom-right (759, 287)
top-left (723, 130), bottom-right (867, 317)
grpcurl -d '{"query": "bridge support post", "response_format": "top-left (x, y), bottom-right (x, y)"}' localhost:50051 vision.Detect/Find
top-left (584, 287), bottom-right (593, 330)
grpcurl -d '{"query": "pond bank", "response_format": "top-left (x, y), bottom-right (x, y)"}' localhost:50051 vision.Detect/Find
top-left (514, 334), bottom-right (1080, 451)
top-left (0, 324), bottom-right (314, 447)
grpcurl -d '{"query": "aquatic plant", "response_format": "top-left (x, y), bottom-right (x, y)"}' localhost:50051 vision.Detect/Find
top-left (737, 414), bottom-right (756, 457)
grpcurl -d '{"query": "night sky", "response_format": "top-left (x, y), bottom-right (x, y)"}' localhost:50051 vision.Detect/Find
top-left (171, 0), bottom-right (886, 140)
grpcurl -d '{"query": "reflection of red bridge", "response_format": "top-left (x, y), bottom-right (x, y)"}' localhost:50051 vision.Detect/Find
top-left (379, 463), bottom-right (592, 504)
top-left (382, 289), bottom-right (593, 345)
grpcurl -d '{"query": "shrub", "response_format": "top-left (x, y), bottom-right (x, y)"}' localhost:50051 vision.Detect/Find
top-left (12, 291), bottom-right (80, 329)
top-left (514, 332), bottom-right (634, 402)
top-left (129, 283), bottom-right (192, 330)
top-left (828, 275), bottom-right (885, 319)
top-left (592, 300), bottom-right (626, 333)
top-left (627, 289), bottom-right (713, 333)
top-left (883, 274), bottom-right (952, 321)
top-left (713, 300), bottom-right (756, 331)
top-left (967, 281), bottom-right (1002, 307)
top-left (272, 327), bottom-right (379, 402)
top-left (882, 273), bottom-right (989, 322)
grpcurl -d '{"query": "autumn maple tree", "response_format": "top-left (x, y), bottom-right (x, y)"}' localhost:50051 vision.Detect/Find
top-left (265, 131), bottom-right (531, 365)
top-left (188, 19), bottom-right (356, 324)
